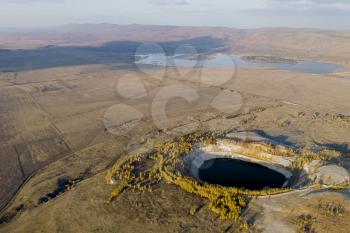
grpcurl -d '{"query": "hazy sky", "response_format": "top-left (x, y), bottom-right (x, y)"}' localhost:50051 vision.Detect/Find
top-left (1, 0), bottom-right (350, 29)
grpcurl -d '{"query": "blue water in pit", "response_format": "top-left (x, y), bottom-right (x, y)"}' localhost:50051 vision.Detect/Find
top-left (198, 158), bottom-right (287, 190)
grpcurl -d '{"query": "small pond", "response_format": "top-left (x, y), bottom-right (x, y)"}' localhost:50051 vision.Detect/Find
top-left (198, 158), bottom-right (287, 190)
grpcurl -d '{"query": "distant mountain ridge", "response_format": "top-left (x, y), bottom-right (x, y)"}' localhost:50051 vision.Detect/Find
top-left (0, 24), bottom-right (349, 64)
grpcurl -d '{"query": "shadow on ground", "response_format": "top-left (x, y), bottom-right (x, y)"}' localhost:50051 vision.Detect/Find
top-left (0, 36), bottom-right (228, 72)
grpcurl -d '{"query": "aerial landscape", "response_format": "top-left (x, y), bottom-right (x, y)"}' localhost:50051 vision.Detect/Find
top-left (0, 0), bottom-right (350, 232)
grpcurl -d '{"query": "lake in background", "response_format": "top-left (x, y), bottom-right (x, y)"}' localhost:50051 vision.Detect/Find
top-left (135, 53), bottom-right (341, 74)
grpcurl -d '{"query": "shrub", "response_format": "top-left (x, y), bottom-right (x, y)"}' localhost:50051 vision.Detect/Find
top-left (189, 206), bottom-right (197, 216)
top-left (318, 200), bottom-right (346, 216)
top-left (295, 214), bottom-right (315, 233)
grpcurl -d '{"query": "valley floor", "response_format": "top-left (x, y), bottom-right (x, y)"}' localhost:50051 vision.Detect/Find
top-left (1, 64), bottom-right (350, 232)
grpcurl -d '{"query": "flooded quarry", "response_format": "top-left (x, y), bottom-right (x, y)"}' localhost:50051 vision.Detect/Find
top-left (198, 158), bottom-right (287, 190)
